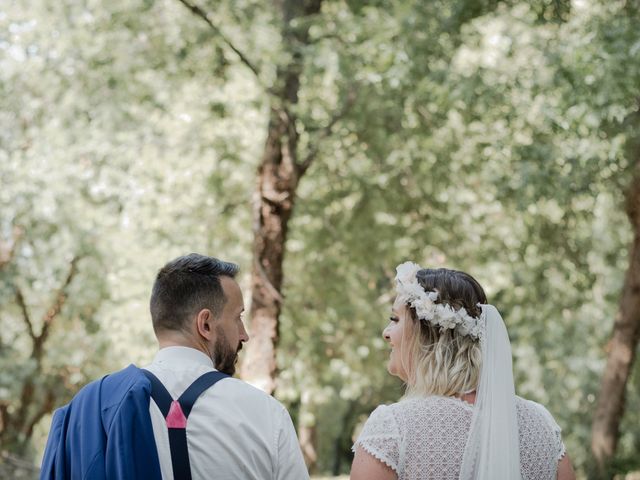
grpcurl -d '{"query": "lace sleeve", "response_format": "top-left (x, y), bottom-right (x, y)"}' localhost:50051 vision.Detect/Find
top-left (352, 405), bottom-right (401, 474)
top-left (532, 401), bottom-right (566, 461)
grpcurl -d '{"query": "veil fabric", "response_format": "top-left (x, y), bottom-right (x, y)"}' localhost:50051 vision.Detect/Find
top-left (458, 304), bottom-right (522, 480)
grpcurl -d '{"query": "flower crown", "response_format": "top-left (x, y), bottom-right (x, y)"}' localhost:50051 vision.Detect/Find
top-left (395, 262), bottom-right (485, 339)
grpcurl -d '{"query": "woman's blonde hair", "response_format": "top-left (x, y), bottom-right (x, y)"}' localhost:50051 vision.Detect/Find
top-left (399, 268), bottom-right (486, 397)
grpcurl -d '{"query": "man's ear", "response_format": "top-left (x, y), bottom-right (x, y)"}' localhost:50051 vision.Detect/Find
top-left (195, 309), bottom-right (215, 340)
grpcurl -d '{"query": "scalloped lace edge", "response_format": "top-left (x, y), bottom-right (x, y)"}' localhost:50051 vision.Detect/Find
top-left (353, 440), bottom-right (400, 474)
top-left (558, 441), bottom-right (567, 460)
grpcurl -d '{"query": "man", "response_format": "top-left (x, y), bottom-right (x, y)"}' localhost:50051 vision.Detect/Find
top-left (41, 253), bottom-right (309, 480)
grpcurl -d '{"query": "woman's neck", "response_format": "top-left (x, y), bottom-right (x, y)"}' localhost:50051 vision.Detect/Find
top-left (457, 391), bottom-right (477, 405)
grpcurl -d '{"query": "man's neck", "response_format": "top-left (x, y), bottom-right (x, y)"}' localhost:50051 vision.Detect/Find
top-left (157, 331), bottom-right (203, 353)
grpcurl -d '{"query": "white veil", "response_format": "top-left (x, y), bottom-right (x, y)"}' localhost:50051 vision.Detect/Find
top-left (458, 304), bottom-right (523, 480)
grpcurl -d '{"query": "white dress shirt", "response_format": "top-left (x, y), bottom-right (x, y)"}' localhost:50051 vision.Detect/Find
top-left (144, 346), bottom-right (309, 480)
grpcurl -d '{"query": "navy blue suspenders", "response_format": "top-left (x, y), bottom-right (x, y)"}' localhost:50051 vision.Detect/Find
top-left (142, 369), bottom-right (229, 480)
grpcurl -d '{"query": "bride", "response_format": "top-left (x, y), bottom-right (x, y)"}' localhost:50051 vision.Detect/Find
top-left (350, 263), bottom-right (576, 480)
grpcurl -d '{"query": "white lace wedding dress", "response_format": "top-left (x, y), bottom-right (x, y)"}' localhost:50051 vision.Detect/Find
top-left (353, 395), bottom-right (565, 480)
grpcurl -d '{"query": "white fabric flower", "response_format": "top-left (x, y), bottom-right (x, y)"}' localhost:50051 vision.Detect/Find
top-left (394, 261), bottom-right (485, 339)
top-left (396, 262), bottom-right (422, 286)
top-left (437, 306), bottom-right (459, 330)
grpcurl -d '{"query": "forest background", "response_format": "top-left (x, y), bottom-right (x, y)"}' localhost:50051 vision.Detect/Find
top-left (1, 0), bottom-right (640, 478)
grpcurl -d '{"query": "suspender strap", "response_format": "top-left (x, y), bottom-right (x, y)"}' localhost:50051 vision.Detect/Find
top-left (177, 371), bottom-right (228, 417)
top-left (142, 370), bottom-right (173, 416)
top-left (142, 369), bottom-right (229, 480)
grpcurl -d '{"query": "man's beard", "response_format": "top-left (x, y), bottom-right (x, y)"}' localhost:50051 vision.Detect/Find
top-left (213, 326), bottom-right (242, 376)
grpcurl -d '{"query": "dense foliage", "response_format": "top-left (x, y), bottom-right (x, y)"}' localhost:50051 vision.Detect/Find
top-left (1, 0), bottom-right (639, 477)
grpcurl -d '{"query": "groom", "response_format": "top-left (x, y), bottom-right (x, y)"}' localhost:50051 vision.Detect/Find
top-left (41, 253), bottom-right (309, 480)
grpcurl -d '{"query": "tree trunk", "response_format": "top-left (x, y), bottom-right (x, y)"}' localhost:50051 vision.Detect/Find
top-left (240, 0), bottom-right (323, 393)
top-left (299, 422), bottom-right (318, 473)
top-left (332, 400), bottom-right (358, 475)
top-left (591, 168), bottom-right (640, 477)
top-left (241, 106), bottom-right (299, 392)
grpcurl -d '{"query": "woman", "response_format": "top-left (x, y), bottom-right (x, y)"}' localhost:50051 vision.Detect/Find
top-left (351, 262), bottom-right (576, 480)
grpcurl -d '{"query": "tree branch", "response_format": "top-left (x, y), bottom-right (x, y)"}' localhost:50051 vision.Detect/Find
top-left (22, 387), bottom-right (55, 441)
top-left (0, 451), bottom-right (41, 474)
top-left (34, 256), bottom-right (81, 361)
top-left (0, 226), bottom-right (23, 271)
top-left (15, 288), bottom-right (36, 342)
top-left (297, 89), bottom-right (357, 176)
top-left (175, 0), bottom-right (262, 80)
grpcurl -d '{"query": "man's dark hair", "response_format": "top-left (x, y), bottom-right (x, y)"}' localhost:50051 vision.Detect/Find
top-left (150, 253), bottom-right (239, 333)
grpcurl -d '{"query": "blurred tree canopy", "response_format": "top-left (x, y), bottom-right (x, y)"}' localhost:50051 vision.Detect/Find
top-left (1, 0), bottom-right (639, 478)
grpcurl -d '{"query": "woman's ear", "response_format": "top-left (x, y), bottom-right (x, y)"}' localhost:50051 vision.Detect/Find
top-left (195, 309), bottom-right (214, 339)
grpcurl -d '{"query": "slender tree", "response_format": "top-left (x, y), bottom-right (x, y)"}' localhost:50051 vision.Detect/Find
top-left (176, 0), bottom-right (340, 393)
top-left (591, 134), bottom-right (640, 478)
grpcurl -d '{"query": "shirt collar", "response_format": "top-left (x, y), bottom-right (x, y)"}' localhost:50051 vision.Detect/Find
top-left (152, 346), bottom-right (215, 370)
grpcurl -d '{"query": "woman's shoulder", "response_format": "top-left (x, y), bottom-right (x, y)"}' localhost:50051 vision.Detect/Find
top-left (356, 403), bottom-right (403, 442)
top-left (362, 401), bottom-right (403, 430)
top-left (515, 396), bottom-right (567, 464)
top-left (515, 396), bottom-right (561, 427)
top-left (515, 397), bottom-right (565, 446)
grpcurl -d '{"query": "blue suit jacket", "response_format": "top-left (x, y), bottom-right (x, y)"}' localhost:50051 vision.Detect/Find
top-left (40, 365), bottom-right (162, 480)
